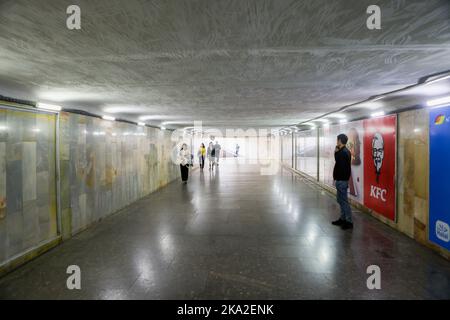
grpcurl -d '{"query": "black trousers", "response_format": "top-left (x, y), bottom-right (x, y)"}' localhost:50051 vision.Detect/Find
top-left (180, 164), bottom-right (189, 181)
top-left (199, 155), bottom-right (205, 168)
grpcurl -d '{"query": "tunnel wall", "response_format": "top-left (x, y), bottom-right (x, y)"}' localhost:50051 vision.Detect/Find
top-left (281, 108), bottom-right (449, 259)
top-left (0, 107), bottom-right (58, 267)
top-left (59, 112), bottom-right (179, 239)
top-left (0, 105), bottom-right (179, 274)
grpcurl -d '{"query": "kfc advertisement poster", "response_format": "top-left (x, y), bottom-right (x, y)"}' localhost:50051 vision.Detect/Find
top-left (363, 115), bottom-right (397, 221)
top-left (321, 121), bottom-right (364, 204)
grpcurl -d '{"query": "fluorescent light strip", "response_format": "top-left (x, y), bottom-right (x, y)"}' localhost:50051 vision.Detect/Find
top-left (424, 74), bottom-right (450, 86)
top-left (370, 95), bottom-right (385, 102)
top-left (138, 122), bottom-right (146, 126)
top-left (426, 96), bottom-right (450, 107)
top-left (371, 111), bottom-right (385, 118)
top-left (327, 113), bottom-right (347, 119)
top-left (36, 103), bottom-right (62, 111)
top-left (102, 115), bottom-right (115, 121)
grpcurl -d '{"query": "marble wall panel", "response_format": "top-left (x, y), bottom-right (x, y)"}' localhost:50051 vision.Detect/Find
top-left (0, 108), bottom-right (57, 266)
top-left (22, 142), bottom-right (37, 202)
top-left (398, 109), bottom-right (429, 242)
top-left (22, 200), bottom-right (39, 249)
top-left (59, 112), bottom-right (179, 236)
top-left (0, 141), bottom-right (6, 261)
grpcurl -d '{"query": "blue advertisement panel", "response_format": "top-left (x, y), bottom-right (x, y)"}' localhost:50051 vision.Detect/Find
top-left (429, 105), bottom-right (450, 250)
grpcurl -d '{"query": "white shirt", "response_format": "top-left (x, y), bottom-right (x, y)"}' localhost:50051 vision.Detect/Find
top-left (178, 148), bottom-right (190, 166)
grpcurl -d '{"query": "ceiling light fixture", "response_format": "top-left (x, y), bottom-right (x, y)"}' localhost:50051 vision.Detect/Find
top-left (424, 74), bottom-right (450, 86)
top-left (370, 95), bottom-right (386, 102)
top-left (36, 102), bottom-right (62, 112)
top-left (370, 111), bottom-right (385, 118)
top-left (327, 113), bottom-right (347, 119)
top-left (137, 122), bottom-right (146, 126)
top-left (102, 115), bottom-right (115, 121)
top-left (426, 96), bottom-right (450, 107)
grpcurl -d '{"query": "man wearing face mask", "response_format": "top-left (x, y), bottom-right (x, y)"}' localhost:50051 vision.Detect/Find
top-left (331, 133), bottom-right (353, 230)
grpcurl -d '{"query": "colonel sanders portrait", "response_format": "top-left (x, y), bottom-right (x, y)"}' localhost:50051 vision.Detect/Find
top-left (371, 132), bottom-right (384, 183)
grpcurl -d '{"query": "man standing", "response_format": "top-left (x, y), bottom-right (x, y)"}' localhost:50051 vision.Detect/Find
top-left (332, 134), bottom-right (353, 230)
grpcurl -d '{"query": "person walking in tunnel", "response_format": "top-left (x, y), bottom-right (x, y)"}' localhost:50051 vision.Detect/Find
top-left (198, 143), bottom-right (206, 170)
top-left (332, 133), bottom-right (353, 230)
top-left (214, 141), bottom-right (221, 166)
top-left (207, 142), bottom-right (215, 170)
top-left (178, 143), bottom-right (191, 184)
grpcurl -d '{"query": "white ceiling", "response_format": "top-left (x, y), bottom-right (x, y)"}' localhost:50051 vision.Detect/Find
top-left (0, 0), bottom-right (449, 129)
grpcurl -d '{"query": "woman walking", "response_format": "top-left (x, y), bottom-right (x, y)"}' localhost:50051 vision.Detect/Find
top-left (198, 143), bottom-right (206, 170)
top-left (178, 143), bottom-right (190, 183)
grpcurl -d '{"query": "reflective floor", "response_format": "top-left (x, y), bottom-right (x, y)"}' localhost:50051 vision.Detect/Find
top-left (1, 159), bottom-right (449, 299)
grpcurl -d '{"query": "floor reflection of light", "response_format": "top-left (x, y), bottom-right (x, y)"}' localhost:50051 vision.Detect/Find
top-left (135, 252), bottom-right (154, 281)
top-left (159, 233), bottom-right (176, 261)
top-left (191, 195), bottom-right (202, 208)
top-left (318, 246), bottom-right (331, 264)
top-left (306, 228), bottom-right (318, 244)
top-left (292, 209), bottom-right (300, 222)
top-left (99, 289), bottom-right (127, 300)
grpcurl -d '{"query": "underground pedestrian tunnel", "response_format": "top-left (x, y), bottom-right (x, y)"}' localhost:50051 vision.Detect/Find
top-left (0, 0), bottom-right (449, 300)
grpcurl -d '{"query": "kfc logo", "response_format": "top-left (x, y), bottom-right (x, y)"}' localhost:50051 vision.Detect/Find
top-left (363, 115), bottom-right (396, 221)
top-left (371, 132), bottom-right (384, 183)
top-left (370, 185), bottom-right (387, 202)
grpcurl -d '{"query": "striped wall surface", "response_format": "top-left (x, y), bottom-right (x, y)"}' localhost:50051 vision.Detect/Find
top-left (59, 112), bottom-right (179, 238)
top-left (0, 108), bottom-right (57, 266)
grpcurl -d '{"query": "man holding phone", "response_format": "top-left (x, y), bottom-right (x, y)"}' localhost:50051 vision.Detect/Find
top-left (331, 133), bottom-right (353, 230)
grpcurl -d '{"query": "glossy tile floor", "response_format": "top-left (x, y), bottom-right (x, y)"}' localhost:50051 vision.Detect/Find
top-left (1, 159), bottom-right (450, 300)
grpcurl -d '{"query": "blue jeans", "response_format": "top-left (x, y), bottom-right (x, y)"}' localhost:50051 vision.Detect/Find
top-left (336, 180), bottom-right (352, 223)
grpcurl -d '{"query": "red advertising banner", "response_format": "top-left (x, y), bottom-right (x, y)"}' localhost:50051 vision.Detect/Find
top-left (363, 115), bottom-right (397, 221)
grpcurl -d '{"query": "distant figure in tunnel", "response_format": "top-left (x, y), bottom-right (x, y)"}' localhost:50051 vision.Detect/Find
top-left (179, 143), bottom-right (191, 184)
top-left (214, 141), bottom-right (221, 165)
top-left (331, 133), bottom-right (353, 230)
top-left (198, 143), bottom-right (206, 170)
top-left (207, 142), bottom-right (215, 170)
top-left (235, 144), bottom-right (240, 157)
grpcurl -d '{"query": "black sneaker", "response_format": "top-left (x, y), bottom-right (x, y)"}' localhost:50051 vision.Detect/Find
top-left (331, 219), bottom-right (345, 226)
top-left (341, 221), bottom-right (353, 230)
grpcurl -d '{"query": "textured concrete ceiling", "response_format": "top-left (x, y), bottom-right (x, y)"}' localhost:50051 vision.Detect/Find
top-left (0, 0), bottom-right (449, 129)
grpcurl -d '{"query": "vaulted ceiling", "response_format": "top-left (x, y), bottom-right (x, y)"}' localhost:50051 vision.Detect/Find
top-left (0, 0), bottom-right (449, 129)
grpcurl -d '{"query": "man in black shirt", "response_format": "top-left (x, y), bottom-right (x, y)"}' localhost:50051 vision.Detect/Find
top-left (331, 133), bottom-right (353, 230)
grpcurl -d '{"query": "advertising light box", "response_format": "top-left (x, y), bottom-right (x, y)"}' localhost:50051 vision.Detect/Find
top-left (321, 121), bottom-right (364, 204)
top-left (429, 105), bottom-right (450, 250)
top-left (363, 115), bottom-right (397, 221)
top-left (321, 115), bottom-right (397, 220)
